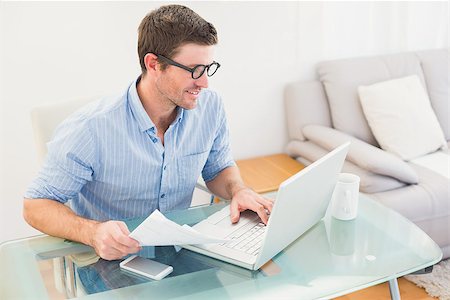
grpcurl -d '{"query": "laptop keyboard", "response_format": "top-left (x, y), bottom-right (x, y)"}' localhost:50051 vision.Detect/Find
top-left (222, 221), bottom-right (266, 255)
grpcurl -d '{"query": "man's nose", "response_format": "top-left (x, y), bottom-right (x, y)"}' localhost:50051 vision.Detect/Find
top-left (195, 72), bottom-right (209, 88)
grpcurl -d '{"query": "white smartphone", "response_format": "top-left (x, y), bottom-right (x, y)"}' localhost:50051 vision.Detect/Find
top-left (119, 255), bottom-right (173, 280)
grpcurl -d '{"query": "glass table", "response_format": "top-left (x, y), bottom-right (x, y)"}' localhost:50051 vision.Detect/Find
top-left (0, 195), bottom-right (442, 299)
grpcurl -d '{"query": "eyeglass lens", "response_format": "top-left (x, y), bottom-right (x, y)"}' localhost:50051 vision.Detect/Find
top-left (192, 62), bottom-right (220, 79)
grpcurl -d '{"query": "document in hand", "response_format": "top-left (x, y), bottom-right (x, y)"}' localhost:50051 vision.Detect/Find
top-left (129, 209), bottom-right (230, 246)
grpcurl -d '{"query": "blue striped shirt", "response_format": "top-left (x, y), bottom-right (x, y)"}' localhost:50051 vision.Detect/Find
top-left (25, 77), bottom-right (235, 221)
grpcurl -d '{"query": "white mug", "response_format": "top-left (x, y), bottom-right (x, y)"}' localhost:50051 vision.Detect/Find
top-left (331, 173), bottom-right (360, 220)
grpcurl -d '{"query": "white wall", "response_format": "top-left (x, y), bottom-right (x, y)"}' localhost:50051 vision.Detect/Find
top-left (0, 1), bottom-right (448, 243)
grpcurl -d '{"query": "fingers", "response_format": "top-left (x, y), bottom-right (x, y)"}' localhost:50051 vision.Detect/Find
top-left (93, 221), bottom-right (142, 260)
top-left (115, 221), bottom-right (141, 248)
top-left (230, 198), bottom-right (241, 223)
top-left (253, 204), bottom-right (269, 225)
top-left (117, 221), bottom-right (131, 235)
top-left (255, 196), bottom-right (274, 214)
top-left (98, 247), bottom-right (129, 261)
top-left (231, 189), bottom-right (273, 225)
top-left (246, 198), bottom-right (272, 225)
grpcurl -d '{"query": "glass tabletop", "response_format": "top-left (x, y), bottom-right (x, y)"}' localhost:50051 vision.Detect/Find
top-left (0, 195), bottom-right (442, 299)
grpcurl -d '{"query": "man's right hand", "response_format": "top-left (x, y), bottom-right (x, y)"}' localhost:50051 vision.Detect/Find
top-left (23, 198), bottom-right (141, 260)
top-left (90, 221), bottom-right (142, 260)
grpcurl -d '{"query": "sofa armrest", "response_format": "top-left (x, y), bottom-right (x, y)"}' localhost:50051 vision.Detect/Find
top-left (301, 125), bottom-right (419, 184)
top-left (286, 140), bottom-right (407, 193)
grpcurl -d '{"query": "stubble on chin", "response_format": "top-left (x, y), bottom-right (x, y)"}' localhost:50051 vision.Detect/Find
top-left (179, 99), bottom-right (197, 110)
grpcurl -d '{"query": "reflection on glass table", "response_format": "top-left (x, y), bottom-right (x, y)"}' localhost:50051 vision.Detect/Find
top-left (0, 195), bottom-right (442, 300)
top-left (37, 245), bottom-right (260, 298)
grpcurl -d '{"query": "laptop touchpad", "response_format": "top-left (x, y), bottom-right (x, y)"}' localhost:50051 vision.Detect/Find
top-left (216, 210), bottom-right (259, 228)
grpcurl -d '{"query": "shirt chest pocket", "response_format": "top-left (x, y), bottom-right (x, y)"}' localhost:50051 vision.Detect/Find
top-left (177, 150), bottom-right (210, 185)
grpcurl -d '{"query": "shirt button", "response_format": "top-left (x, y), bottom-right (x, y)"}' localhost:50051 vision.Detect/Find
top-left (161, 194), bottom-right (165, 198)
top-left (163, 165), bottom-right (167, 170)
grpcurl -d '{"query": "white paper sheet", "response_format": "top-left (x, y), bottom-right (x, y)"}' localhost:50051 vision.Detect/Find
top-left (129, 209), bottom-right (229, 246)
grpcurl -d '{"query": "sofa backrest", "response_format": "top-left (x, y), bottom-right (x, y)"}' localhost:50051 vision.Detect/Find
top-left (317, 51), bottom-right (428, 145)
top-left (284, 81), bottom-right (332, 141)
top-left (416, 49), bottom-right (450, 140)
top-left (285, 49), bottom-right (449, 144)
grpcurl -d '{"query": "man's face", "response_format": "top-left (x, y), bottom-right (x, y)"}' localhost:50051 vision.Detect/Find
top-left (155, 43), bottom-right (215, 110)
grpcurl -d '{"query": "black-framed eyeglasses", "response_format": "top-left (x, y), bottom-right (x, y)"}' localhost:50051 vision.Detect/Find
top-left (156, 55), bottom-right (221, 79)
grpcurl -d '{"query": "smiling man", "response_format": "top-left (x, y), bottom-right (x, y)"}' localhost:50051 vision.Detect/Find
top-left (23, 5), bottom-right (272, 260)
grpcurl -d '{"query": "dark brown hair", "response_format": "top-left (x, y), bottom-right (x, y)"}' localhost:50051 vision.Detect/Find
top-left (138, 5), bottom-right (218, 74)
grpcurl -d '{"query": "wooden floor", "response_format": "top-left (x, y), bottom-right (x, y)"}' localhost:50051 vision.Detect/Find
top-left (335, 277), bottom-right (436, 300)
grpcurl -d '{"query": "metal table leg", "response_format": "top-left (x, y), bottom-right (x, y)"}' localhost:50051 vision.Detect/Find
top-left (389, 278), bottom-right (401, 300)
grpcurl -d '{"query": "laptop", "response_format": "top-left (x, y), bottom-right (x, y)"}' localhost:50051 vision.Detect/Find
top-left (183, 142), bottom-right (350, 270)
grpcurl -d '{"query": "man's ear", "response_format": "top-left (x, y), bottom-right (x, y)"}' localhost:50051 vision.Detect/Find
top-left (144, 53), bottom-right (159, 74)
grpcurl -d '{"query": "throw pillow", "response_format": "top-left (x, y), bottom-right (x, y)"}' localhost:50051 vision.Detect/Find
top-left (358, 75), bottom-right (447, 160)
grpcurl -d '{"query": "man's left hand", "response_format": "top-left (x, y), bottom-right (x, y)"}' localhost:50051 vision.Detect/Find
top-left (230, 188), bottom-right (273, 225)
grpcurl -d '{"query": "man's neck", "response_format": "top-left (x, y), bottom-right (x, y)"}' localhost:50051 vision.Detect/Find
top-left (136, 75), bottom-right (178, 134)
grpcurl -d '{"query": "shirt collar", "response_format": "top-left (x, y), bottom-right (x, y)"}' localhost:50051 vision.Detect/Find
top-left (128, 76), bottom-right (156, 132)
top-left (128, 76), bottom-right (185, 132)
top-left (176, 106), bottom-right (185, 123)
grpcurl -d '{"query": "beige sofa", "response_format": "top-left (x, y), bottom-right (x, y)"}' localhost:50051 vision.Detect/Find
top-left (284, 49), bottom-right (449, 258)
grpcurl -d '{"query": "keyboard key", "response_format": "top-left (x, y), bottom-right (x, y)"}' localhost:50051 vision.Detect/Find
top-left (223, 221), bottom-right (266, 255)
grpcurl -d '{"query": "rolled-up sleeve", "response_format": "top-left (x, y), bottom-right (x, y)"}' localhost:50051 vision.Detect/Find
top-left (25, 119), bottom-right (96, 203)
top-left (202, 99), bottom-right (236, 182)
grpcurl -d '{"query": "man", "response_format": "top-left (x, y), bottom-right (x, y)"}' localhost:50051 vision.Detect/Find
top-left (23, 5), bottom-right (272, 261)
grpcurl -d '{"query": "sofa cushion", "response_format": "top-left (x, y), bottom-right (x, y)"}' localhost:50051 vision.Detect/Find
top-left (410, 151), bottom-right (450, 180)
top-left (370, 163), bottom-right (450, 253)
top-left (358, 75), bottom-right (447, 160)
top-left (416, 49), bottom-right (450, 140)
top-left (318, 52), bottom-right (427, 145)
top-left (302, 125), bottom-right (418, 184)
top-left (286, 140), bottom-right (406, 193)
